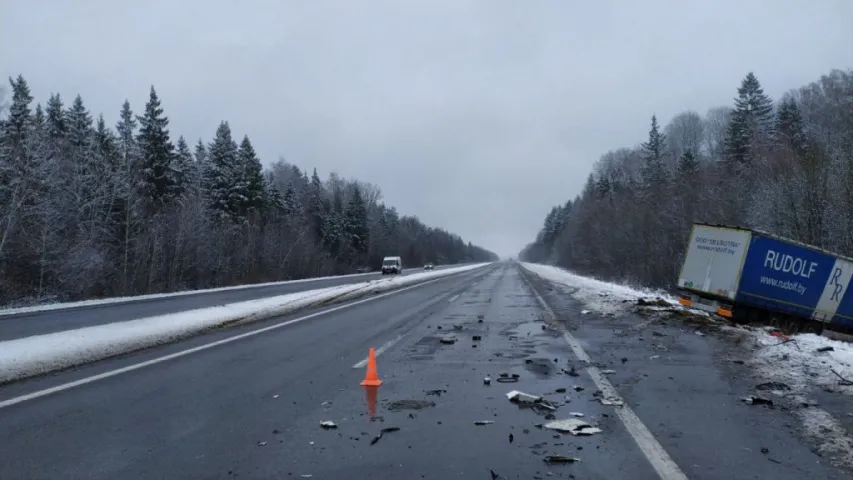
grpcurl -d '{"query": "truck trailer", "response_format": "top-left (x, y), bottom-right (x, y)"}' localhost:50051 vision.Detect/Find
top-left (677, 223), bottom-right (853, 335)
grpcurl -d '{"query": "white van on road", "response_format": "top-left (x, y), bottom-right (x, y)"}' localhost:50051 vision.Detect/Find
top-left (381, 256), bottom-right (403, 275)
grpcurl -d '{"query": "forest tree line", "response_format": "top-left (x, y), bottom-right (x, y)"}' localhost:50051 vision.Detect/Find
top-left (0, 77), bottom-right (498, 306)
top-left (520, 68), bottom-right (853, 290)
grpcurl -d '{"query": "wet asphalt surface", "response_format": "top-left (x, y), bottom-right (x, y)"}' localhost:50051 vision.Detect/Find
top-left (0, 262), bottom-right (849, 479)
top-left (0, 265), bottom-right (457, 341)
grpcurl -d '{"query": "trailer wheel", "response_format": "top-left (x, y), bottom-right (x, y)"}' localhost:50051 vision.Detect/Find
top-left (785, 318), bottom-right (801, 335)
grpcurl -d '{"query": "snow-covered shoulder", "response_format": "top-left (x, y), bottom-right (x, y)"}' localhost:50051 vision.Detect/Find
top-left (519, 262), bottom-right (677, 313)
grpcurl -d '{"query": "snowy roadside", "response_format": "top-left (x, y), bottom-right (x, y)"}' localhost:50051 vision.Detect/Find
top-left (0, 263), bottom-right (490, 384)
top-left (519, 262), bottom-right (678, 314)
top-left (0, 271), bottom-right (383, 316)
top-left (520, 261), bottom-right (853, 470)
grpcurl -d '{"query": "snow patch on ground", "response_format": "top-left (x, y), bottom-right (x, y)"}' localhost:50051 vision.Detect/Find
top-left (520, 262), bottom-right (677, 314)
top-left (0, 263), bottom-right (490, 384)
top-left (750, 328), bottom-right (853, 396)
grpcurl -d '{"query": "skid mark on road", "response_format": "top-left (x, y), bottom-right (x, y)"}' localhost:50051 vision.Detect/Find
top-left (525, 273), bottom-right (689, 480)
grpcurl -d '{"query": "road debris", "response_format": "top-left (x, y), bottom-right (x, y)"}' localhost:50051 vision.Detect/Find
top-left (440, 336), bottom-right (457, 344)
top-left (508, 433), bottom-right (514, 443)
top-left (453, 324), bottom-right (464, 330)
top-left (543, 418), bottom-right (602, 435)
top-left (755, 382), bottom-right (790, 391)
top-left (496, 373), bottom-right (520, 383)
top-left (506, 390), bottom-right (540, 403)
top-left (621, 357), bottom-right (628, 364)
top-left (472, 335), bottom-right (482, 341)
top-left (742, 395), bottom-right (774, 406)
top-left (695, 331), bottom-right (705, 337)
top-left (484, 376), bottom-right (491, 385)
top-left (320, 401), bottom-right (332, 407)
top-left (581, 310), bottom-right (591, 315)
top-left (569, 412), bottom-right (584, 417)
top-left (272, 394), bottom-right (280, 399)
top-left (425, 389), bottom-right (447, 396)
top-left (817, 346), bottom-right (835, 353)
top-left (601, 369), bottom-right (616, 375)
top-left (388, 400), bottom-right (436, 411)
top-left (544, 455), bottom-right (581, 464)
top-left (370, 427), bottom-right (400, 446)
top-left (600, 397), bottom-right (624, 407)
top-left (319, 421), bottom-right (337, 429)
top-left (563, 367), bottom-right (580, 377)
top-left (649, 355), bottom-right (660, 360)
top-left (474, 420), bottom-right (494, 426)
top-left (257, 441), bottom-right (267, 446)
top-left (572, 385), bottom-right (584, 392)
top-left (555, 387), bottom-right (567, 393)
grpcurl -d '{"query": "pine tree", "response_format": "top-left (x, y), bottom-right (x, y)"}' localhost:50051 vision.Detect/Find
top-left (725, 72), bottom-right (775, 170)
top-left (136, 86), bottom-right (176, 211)
top-left (306, 168), bottom-right (326, 241)
top-left (238, 135), bottom-right (265, 215)
top-left (194, 139), bottom-right (207, 164)
top-left (174, 136), bottom-right (197, 198)
top-left (776, 97), bottom-right (807, 155)
top-left (346, 184), bottom-right (369, 259)
top-left (205, 121), bottom-right (240, 218)
top-left (676, 149), bottom-right (700, 177)
top-left (45, 94), bottom-right (66, 142)
top-left (640, 115), bottom-right (668, 197)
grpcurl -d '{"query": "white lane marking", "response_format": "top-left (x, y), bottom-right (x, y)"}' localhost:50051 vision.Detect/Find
top-left (448, 294), bottom-right (460, 303)
top-left (527, 279), bottom-right (688, 480)
top-left (351, 334), bottom-right (405, 369)
top-left (0, 273), bottom-right (471, 410)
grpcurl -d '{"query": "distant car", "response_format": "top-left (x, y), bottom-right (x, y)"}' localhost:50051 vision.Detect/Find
top-left (423, 263), bottom-right (434, 270)
top-left (381, 256), bottom-right (403, 275)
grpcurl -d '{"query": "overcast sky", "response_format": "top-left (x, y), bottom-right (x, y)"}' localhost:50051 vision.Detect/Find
top-left (2, 1), bottom-right (851, 257)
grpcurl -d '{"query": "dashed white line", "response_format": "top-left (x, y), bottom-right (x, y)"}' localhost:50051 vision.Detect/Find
top-left (448, 294), bottom-right (460, 303)
top-left (351, 334), bottom-right (405, 369)
top-left (527, 278), bottom-right (688, 480)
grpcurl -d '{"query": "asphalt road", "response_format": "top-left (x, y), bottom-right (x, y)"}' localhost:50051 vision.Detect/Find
top-left (0, 263), bottom-right (847, 479)
top-left (0, 264), bottom-right (457, 341)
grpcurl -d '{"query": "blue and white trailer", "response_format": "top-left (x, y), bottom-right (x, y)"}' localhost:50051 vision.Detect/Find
top-left (677, 223), bottom-right (853, 334)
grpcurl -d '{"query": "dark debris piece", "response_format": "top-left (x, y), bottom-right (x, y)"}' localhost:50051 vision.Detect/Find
top-left (544, 455), bottom-right (580, 464)
top-left (370, 427), bottom-right (400, 446)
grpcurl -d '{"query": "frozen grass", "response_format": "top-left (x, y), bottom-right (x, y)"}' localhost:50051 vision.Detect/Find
top-left (520, 262), bottom-right (677, 314)
top-left (0, 263), bottom-right (490, 384)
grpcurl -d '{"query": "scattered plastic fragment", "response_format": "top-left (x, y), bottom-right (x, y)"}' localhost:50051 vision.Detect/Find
top-left (544, 455), bottom-right (580, 464)
top-left (474, 420), bottom-right (494, 425)
top-left (581, 310), bottom-right (591, 315)
top-left (320, 401), bottom-right (332, 407)
top-left (320, 421), bottom-right (337, 429)
top-left (601, 369), bottom-right (616, 375)
top-left (300, 475), bottom-right (313, 478)
top-left (370, 427), bottom-right (400, 445)
top-left (272, 395), bottom-right (280, 399)
top-left (569, 412), bottom-right (584, 417)
top-left (761, 447), bottom-right (769, 454)
top-left (440, 336), bottom-right (457, 344)
top-left (425, 389), bottom-right (447, 396)
top-left (621, 357), bottom-right (628, 364)
top-left (388, 400), bottom-right (435, 411)
top-left (543, 418), bottom-right (602, 436)
top-left (506, 390), bottom-right (541, 403)
top-left (257, 441), bottom-right (267, 446)
top-left (572, 385), bottom-right (584, 392)
top-left (453, 324), bottom-right (464, 330)
top-left (472, 335), bottom-right (482, 341)
top-left (600, 396), bottom-right (624, 407)
top-left (695, 331), bottom-right (705, 337)
top-left (649, 355), bottom-right (660, 360)
top-left (817, 346), bottom-right (835, 353)
top-left (484, 376), bottom-right (491, 385)
top-left (508, 433), bottom-right (514, 443)
top-left (555, 387), bottom-right (567, 393)
top-left (564, 367), bottom-right (580, 377)
top-left (742, 396), bottom-right (773, 406)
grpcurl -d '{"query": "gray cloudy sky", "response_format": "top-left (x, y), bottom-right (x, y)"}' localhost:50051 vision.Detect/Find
top-left (2, 1), bottom-right (851, 257)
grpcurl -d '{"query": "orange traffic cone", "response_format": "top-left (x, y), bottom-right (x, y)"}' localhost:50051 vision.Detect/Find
top-left (360, 347), bottom-right (383, 386)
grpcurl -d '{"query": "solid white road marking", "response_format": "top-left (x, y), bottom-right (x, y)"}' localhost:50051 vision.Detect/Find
top-left (527, 278), bottom-right (688, 480)
top-left (351, 334), bottom-right (405, 369)
top-left (0, 273), bottom-right (470, 410)
top-left (448, 294), bottom-right (460, 303)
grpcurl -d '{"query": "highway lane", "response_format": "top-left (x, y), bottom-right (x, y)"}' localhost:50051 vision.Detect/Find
top-left (0, 263), bottom-right (460, 341)
top-left (0, 262), bottom-right (847, 479)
